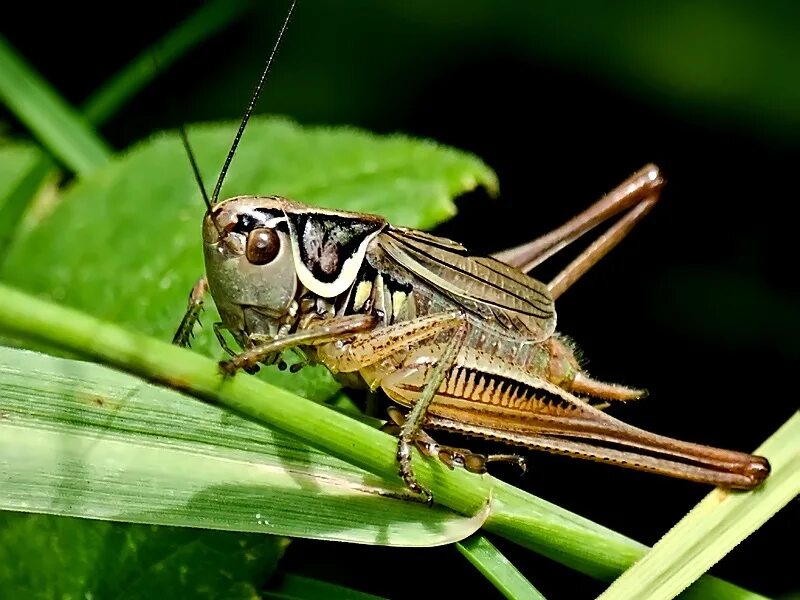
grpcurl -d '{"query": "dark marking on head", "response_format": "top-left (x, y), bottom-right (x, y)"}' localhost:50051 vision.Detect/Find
top-left (232, 208), bottom-right (284, 234)
top-left (289, 213), bottom-right (384, 283)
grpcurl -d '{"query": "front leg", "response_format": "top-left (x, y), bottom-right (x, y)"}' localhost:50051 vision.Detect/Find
top-left (172, 276), bottom-right (208, 347)
top-left (219, 313), bottom-right (377, 376)
top-left (213, 322), bottom-right (237, 356)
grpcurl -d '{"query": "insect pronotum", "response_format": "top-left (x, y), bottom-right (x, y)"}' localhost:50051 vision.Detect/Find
top-left (173, 0), bottom-right (770, 504)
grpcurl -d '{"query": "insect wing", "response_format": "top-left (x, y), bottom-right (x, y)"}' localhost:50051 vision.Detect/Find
top-left (378, 227), bottom-right (556, 341)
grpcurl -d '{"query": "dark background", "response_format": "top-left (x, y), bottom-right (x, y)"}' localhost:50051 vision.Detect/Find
top-left (3, 1), bottom-right (798, 598)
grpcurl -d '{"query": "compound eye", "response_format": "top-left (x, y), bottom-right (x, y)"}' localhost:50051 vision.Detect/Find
top-left (245, 227), bottom-right (280, 265)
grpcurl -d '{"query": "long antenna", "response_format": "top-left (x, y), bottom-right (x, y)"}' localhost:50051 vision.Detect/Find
top-left (178, 124), bottom-right (213, 214)
top-left (211, 0), bottom-right (297, 206)
top-left (151, 51), bottom-right (213, 214)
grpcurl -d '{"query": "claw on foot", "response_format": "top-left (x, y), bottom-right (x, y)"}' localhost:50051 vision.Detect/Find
top-left (219, 358), bottom-right (260, 377)
top-left (404, 478), bottom-right (433, 506)
top-left (218, 359), bottom-right (237, 377)
top-left (434, 447), bottom-right (485, 474)
top-left (397, 438), bottom-right (434, 506)
top-left (487, 454), bottom-right (528, 475)
top-left (380, 422), bottom-right (401, 436)
top-left (461, 452), bottom-right (488, 474)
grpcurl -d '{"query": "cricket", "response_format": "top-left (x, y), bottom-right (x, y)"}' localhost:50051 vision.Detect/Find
top-left (173, 1), bottom-right (770, 504)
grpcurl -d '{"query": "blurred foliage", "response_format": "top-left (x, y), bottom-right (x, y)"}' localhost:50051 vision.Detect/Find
top-left (151, 0), bottom-right (800, 141)
top-left (0, 515), bottom-right (286, 600)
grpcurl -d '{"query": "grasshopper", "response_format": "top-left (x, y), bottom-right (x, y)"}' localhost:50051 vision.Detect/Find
top-left (173, 1), bottom-right (770, 504)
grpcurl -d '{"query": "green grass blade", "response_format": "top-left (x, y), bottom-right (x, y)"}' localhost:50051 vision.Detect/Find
top-left (0, 141), bottom-right (52, 265)
top-left (0, 345), bottom-right (487, 546)
top-left (82, 0), bottom-right (250, 125)
top-left (263, 574), bottom-right (387, 600)
top-left (0, 141), bottom-right (42, 202)
top-left (0, 282), bottom-right (772, 598)
top-left (0, 36), bottom-right (111, 176)
top-left (0, 153), bottom-right (53, 266)
top-left (598, 412), bottom-right (800, 600)
top-left (457, 534), bottom-right (546, 600)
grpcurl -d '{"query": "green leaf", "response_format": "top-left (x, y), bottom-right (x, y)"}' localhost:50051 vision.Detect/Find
top-left (598, 412), bottom-right (800, 600)
top-left (263, 573), bottom-right (386, 600)
top-left (0, 345), bottom-right (488, 546)
top-left (0, 36), bottom-right (112, 175)
top-left (0, 512), bottom-right (287, 599)
top-left (0, 282), bottom-right (771, 598)
top-left (1, 116), bottom-right (498, 400)
top-left (456, 534), bottom-right (546, 600)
